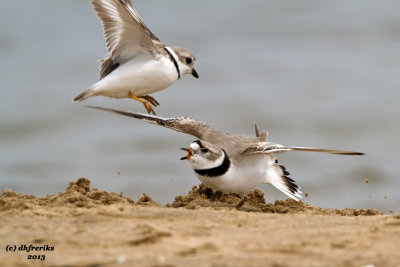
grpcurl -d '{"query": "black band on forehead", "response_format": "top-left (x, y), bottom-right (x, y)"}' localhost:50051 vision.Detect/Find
top-left (193, 140), bottom-right (205, 149)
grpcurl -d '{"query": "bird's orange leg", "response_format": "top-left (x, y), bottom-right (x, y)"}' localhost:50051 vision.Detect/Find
top-left (138, 95), bottom-right (160, 106)
top-left (128, 92), bottom-right (156, 115)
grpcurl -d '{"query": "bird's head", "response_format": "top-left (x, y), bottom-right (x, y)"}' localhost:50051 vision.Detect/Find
top-left (180, 140), bottom-right (224, 170)
top-left (171, 46), bottom-right (199, 78)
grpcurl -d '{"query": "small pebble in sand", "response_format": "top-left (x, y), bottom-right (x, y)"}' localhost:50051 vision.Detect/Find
top-left (117, 171), bottom-right (121, 175)
top-left (364, 179), bottom-right (370, 184)
top-left (384, 196), bottom-right (388, 199)
top-left (389, 210), bottom-right (394, 214)
top-left (305, 193), bottom-right (309, 198)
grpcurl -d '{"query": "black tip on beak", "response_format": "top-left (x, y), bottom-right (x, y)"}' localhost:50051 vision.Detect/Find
top-left (180, 147), bottom-right (192, 160)
top-left (192, 69), bottom-right (199, 79)
top-left (180, 148), bottom-right (188, 160)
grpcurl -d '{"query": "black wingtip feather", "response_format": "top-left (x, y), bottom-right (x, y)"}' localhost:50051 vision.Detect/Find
top-left (338, 152), bottom-right (365, 156)
top-left (279, 164), bottom-right (290, 175)
top-left (278, 164), bottom-right (299, 195)
top-left (282, 175), bottom-right (299, 194)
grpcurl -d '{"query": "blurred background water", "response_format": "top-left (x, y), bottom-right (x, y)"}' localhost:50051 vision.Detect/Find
top-left (1, 0), bottom-right (399, 213)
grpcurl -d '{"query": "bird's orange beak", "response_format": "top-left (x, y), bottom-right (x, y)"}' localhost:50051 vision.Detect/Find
top-left (180, 148), bottom-right (193, 160)
top-left (191, 68), bottom-right (199, 79)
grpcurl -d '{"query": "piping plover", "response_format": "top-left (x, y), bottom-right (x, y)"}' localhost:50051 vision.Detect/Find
top-left (73, 0), bottom-right (199, 114)
top-left (89, 106), bottom-right (364, 208)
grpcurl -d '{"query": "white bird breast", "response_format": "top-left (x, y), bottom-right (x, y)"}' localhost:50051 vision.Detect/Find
top-left (93, 56), bottom-right (178, 98)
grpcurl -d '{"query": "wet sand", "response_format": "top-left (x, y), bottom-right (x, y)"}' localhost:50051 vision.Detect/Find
top-left (1, 178), bottom-right (399, 266)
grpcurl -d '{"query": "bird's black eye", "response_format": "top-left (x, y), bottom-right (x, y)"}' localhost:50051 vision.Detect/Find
top-left (201, 148), bottom-right (209, 153)
top-left (185, 57), bottom-right (192, 64)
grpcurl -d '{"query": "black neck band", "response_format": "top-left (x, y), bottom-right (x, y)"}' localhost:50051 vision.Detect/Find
top-left (164, 47), bottom-right (181, 80)
top-left (194, 150), bottom-right (231, 177)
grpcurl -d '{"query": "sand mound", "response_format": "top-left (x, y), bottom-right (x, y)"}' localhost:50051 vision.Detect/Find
top-left (0, 178), bottom-right (380, 215)
top-left (169, 184), bottom-right (381, 215)
top-left (0, 178), bottom-right (137, 211)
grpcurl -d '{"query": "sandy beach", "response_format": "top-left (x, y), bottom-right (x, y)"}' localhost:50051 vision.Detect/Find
top-left (1, 178), bottom-right (399, 267)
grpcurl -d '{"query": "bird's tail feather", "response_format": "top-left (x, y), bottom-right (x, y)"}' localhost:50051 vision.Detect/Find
top-left (73, 88), bottom-right (94, 102)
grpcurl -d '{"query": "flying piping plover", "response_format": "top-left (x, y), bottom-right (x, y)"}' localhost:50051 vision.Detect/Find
top-left (73, 0), bottom-right (199, 114)
top-left (88, 106), bottom-right (364, 208)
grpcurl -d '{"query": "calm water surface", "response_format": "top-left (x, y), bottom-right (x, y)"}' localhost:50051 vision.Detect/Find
top-left (1, 1), bottom-right (399, 213)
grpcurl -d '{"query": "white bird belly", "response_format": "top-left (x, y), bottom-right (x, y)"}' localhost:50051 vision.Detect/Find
top-left (92, 57), bottom-right (178, 98)
top-left (197, 156), bottom-right (269, 194)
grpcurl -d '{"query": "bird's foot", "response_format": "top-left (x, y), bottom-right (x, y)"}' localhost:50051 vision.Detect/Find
top-left (138, 95), bottom-right (160, 107)
top-left (143, 102), bottom-right (156, 115)
top-left (211, 191), bottom-right (223, 201)
top-left (128, 92), bottom-right (157, 115)
top-left (235, 194), bottom-right (246, 209)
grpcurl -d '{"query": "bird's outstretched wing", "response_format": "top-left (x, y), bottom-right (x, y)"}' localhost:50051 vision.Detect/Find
top-left (92, 0), bottom-right (163, 79)
top-left (122, 0), bottom-right (161, 43)
top-left (242, 143), bottom-right (364, 155)
top-left (88, 106), bottom-right (226, 141)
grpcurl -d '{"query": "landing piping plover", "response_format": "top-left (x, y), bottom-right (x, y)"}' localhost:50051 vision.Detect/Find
top-left (89, 106), bottom-right (364, 208)
top-left (73, 0), bottom-right (199, 114)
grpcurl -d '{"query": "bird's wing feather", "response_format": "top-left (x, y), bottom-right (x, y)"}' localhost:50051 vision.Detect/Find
top-left (87, 106), bottom-right (225, 141)
top-left (265, 155), bottom-right (302, 201)
top-left (123, 0), bottom-right (161, 43)
top-left (92, 0), bottom-right (161, 79)
top-left (242, 143), bottom-right (364, 155)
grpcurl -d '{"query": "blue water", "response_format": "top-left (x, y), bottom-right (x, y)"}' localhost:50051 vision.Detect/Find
top-left (1, 1), bottom-right (399, 213)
